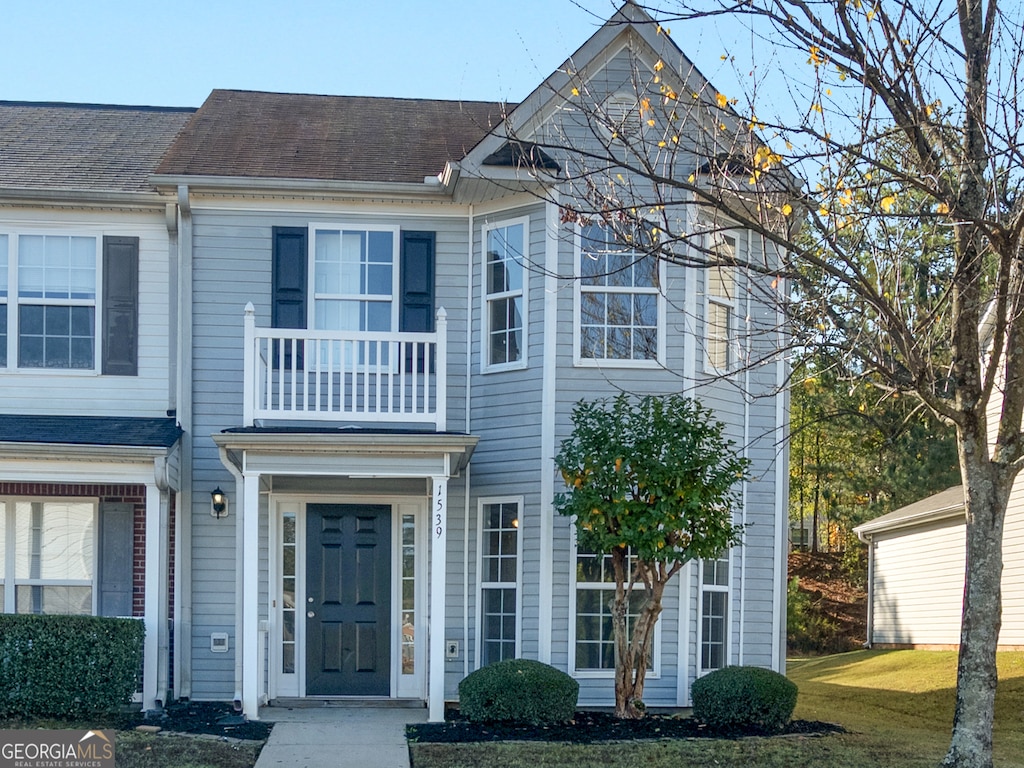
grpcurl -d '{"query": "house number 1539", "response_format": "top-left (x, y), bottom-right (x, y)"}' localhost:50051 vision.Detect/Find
top-left (435, 484), bottom-right (445, 538)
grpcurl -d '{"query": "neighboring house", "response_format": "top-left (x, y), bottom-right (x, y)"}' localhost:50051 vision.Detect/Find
top-left (0, 101), bottom-right (194, 709)
top-left (0, 4), bottom-right (789, 721)
top-left (855, 485), bottom-right (1024, 649)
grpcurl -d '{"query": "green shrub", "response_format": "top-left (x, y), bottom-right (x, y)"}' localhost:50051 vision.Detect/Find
top-left (459, 659), bottom-right (579, 724)
top-left (0, 614), bottom-right (145, 718)
top-left (691, 665), bottom-right (798, 734)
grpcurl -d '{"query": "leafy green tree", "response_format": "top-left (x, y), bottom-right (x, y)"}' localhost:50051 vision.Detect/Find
top-left (554, 393), bottom-right (749, 719)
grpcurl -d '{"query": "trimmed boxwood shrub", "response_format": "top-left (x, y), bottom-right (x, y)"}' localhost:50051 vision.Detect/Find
top-left (0, 614), bottom-right (145, 718)
top-left (459, 659), bottom-right (579, 724)
top-left (691, 665), bottom-right (798, 735)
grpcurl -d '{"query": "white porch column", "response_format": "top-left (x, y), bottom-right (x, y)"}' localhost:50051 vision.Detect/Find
top-left (429, 474), bottom-right (448, 722)
top-left (142, 483), bottom-right (167, 710)
top-left (241, 472), bottom-right (261, 719)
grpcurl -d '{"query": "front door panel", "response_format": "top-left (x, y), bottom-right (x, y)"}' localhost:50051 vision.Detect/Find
top-left (306, 504), bottom-right (391, 695)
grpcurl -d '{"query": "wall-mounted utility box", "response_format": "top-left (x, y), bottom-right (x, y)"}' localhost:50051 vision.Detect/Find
top-left (211, 632), bottom-right (229, 653)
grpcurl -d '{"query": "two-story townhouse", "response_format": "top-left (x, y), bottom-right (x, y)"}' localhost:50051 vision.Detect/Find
top-left (151, 4), bottom-right (788, 720)
top-left (0, 100), bottom-right (194, 710)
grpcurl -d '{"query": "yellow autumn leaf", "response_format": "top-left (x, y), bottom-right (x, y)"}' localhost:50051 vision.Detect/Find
top-left (654, 59), bottom-right (665, 72)
top-left (658, 140), bottom-right (666, 147)
top-left (881, 195), bottom-right (897, 212)
top-left (687, 174), bottom-right (696, 183)
top-left (719, 123), bottom-right (727, 131)
top-left (782, 203), bottom-right (793, 216)
top-left (716, 92), bottom-right (728, 108)
top-left (936, 202), bottom-right (950, 214)
top-left (571, 87), bottom-right (579, 97)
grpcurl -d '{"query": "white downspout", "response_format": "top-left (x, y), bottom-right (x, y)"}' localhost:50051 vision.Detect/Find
top-left (463, 204), bottom-right (474, 680)
top-left (174, 185), bottom-right (194, 700)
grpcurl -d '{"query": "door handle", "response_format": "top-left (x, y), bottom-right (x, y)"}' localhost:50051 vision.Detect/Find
top-left (307, 611), bottom-right (315, 618)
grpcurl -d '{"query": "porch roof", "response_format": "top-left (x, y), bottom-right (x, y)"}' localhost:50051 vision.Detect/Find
top-left (0, 414), bottom-right (182, 449)
top-left (213, 427), bottom-right (478, 475)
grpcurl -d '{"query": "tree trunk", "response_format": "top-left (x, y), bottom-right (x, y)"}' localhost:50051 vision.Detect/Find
top-left (611, 553), bottom-right (669, 719)
top-left (942, 437), bottom-right (1010, 768)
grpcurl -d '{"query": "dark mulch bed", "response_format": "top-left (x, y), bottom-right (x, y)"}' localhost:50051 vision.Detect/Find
top-left (133, 701), bottom-right (273, 741)
top-left (408, 711), bottom-right (844, 744)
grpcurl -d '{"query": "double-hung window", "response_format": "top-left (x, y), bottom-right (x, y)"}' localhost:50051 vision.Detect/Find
top-left (706, 232), bottom-right (737, 371)
top-left (8, 234), bottom-right (97, 370)
top-left (312, 226), bottom-right (398, 333)
top-left (0, 499), bottom-right (96, 615)
top-left (578, 223), bottom-right (662, 364)
top-left (573, 544), bottom-right (655, 673)
top-left (478, 499), bottom-right (521, 666)
top-left (0, 233), bottom-right (138, 374)
top-left (699, 555), bottom-right (730, 673)
top-left (482, 219), bottom-right (527, 370)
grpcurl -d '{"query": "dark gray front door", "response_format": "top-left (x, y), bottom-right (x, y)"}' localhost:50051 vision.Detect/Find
top-left (306, 504), bottom-right (391, 696)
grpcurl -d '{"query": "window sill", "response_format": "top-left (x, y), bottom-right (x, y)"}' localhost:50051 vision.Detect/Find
top-left (0, 367), bottom-right (101, 376)
top-left (574, 357), bottom-right (665, 370)
top-left (572, 669), bottom-right (661, 680)
top-left (482, 360), bottom-right (529, 375)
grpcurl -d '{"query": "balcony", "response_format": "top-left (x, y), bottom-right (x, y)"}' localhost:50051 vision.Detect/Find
top-left (242, 303), bottom-right (447, 430)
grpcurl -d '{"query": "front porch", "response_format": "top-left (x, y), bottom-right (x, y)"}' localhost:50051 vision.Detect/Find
top-left (213, 429), bottom-right (476, 722)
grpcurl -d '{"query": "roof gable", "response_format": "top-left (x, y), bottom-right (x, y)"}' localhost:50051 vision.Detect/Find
top-left (0, 101), bottom-right (194, 194)
top-left (156, 90), bottom-right (509, 184)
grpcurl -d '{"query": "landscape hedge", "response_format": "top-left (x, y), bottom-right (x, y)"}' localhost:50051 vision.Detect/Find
top-left (691, 665), bottom-right (798, 735)
top-left (0, 614), bottom-right (145, 718)
top-left (459, 659), bottom-right (579, 724)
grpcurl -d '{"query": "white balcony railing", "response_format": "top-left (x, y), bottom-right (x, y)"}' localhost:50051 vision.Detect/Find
top-left (242, 303), bottom-right (447, 430)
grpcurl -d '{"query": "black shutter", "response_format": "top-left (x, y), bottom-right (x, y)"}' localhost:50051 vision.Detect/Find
top-left (272, 227), bottom-right (308, 329)
top-left (98, 502), bottom-right (134, 617)
top-left (272, 227), bottom-right (308, 368)
top-left (400, 231), bottom-right (435, 373)
top-left (102, 236), bottom-right (139, 376)
top-left (400, 231), bottom-right (435, 332)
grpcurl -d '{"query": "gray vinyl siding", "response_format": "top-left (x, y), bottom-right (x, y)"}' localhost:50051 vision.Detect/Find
top-left (187, 204), bottom-right (473, 700)
top-left (0, 207), bottom-right (171, 416)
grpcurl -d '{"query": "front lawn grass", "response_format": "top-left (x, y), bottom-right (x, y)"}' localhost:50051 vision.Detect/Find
top-left (409, 650), bottom-right (1024, 768)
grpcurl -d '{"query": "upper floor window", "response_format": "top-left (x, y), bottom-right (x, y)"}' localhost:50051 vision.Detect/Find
top-left (706, 232), bottom-right (738, 372)
top-left (578, 223), bottom-right (663, 365)
top-left (0, 233), bottom-right (138, 375)
top-left (311, 226), bottom-right (399, 332)
top-left (482, 219), bottom-right (528, 370)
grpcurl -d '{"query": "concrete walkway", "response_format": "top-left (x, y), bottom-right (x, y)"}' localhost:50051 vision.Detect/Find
top-left (254, 706), bottom-right (426, 768)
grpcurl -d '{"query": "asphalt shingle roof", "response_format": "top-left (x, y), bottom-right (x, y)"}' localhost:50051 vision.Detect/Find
top-left (0, 414), bottom-right (182, 449)
top-left (156, 90), bottom-right (510, 183)
top-left (0, 101), bottom-right (195, 193)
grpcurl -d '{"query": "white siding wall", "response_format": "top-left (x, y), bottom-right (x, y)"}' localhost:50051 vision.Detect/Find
top-left (872, 518), bottom-right (965, 645)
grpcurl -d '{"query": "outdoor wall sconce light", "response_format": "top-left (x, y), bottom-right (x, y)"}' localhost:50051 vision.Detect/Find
top-left (211, 487), bottom-right (228, 518)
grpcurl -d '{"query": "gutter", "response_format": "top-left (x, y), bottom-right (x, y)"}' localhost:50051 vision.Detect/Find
top-left (150, 174), bottom-right (451, 199)
top-left (0, 186), bottom-right (171, 208)
top-left (854, 501), bottom-right (966, 540)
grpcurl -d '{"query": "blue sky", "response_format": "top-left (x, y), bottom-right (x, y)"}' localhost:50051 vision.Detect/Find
top-left (1, 0), bottom-right (753, 108)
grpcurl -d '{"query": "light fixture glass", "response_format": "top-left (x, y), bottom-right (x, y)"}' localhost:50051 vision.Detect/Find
top-left (211, 487), bottom-right (228, 518)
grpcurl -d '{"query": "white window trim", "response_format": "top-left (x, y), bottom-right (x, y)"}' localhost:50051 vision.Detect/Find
top-left (0, 496), bottom-right (99, 615)
top-left (306, 223), bottom-right (401, 332)
top-left (572, 224), bottom-right (667, 369)
top-left (703, 228), bottom-right (741, 375)
top-left (568, 534), bottom-right (662, 680)
top-left (481, 216), bottom-right (530, 373)
top-left (475, 496), bottom-right (523, 668)
top-left (0, 230), bottom-right (104, 375)
top-left (696, 552), bottom-right (732, 677)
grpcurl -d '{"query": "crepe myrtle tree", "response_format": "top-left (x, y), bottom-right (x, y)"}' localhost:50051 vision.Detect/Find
top-left (504, 2), bottom-right (1023, 764)
top-left (554, 393), bottom-right (749, 719)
